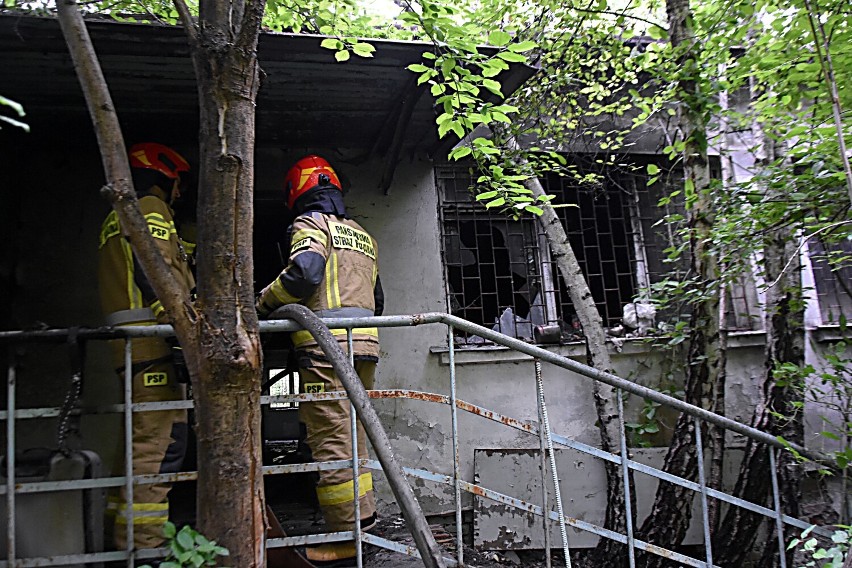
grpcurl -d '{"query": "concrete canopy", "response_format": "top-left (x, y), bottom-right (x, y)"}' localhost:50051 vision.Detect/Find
top-left (0, 12), bottom-right (533, 155)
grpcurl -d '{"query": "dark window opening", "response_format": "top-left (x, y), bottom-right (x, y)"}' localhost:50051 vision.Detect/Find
top-left (545, 172), bottom-right (638, 330)
top-left (438, 164), bottom-right (650, 344)
top-left (444, 216), bottom-right (546, 340)
top-left (438, 159), bottom-right (761, 344)
top-left (809, 237), bottom-right (852, 325)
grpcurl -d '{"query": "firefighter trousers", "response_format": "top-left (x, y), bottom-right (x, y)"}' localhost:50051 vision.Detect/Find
top-left (108, 358), bottom-right (188, 550)
top-left (299, 358), bottom-right (377, 532)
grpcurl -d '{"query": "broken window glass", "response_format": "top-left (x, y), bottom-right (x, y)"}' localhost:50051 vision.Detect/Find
top-left (438, 164), bottom-right (652, 344)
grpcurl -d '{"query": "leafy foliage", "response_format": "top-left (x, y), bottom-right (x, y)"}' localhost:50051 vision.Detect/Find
top-left (139, 522), bottom-right (230, 568)
top-left (788, 524), bottom-right (852, 568)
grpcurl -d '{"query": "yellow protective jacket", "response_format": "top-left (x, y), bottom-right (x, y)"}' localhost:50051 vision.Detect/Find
top-left (98, 195), bottom-right (195, 365)
top-left (258, 212), bottom-right (381, 358)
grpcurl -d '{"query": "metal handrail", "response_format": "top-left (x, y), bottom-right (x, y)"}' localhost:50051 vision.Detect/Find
top-left (3, 312), bottom-right (821, 462)
top-left (0, 312), bottom-right (833, 568)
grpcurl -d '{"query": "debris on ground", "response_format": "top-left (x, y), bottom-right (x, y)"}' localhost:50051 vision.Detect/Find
top-left (364, 515), bottom-right (560, 568)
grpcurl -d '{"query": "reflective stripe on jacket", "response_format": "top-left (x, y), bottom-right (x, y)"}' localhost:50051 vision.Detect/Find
top-left (98, 195), bottom-right (195, 364)
top-left (260, 213), bottom-right (380, 357)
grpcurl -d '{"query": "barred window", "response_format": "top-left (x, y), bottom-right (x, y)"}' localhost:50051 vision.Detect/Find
top-left (438, 164), bottom-right (658, 343)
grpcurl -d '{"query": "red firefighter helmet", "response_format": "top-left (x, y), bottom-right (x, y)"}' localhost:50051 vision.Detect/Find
top-left (284, 155), bottom-right (342, 209)
top-left (129, 143), bottom-right (190, 180)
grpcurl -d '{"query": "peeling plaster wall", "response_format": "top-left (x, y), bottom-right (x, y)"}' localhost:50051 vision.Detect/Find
top-left (2, 131), bottom-right (845, 534)
top-left (416, 337), bottom-right (767, 514)
top-left (339, 156), bottom-right (455, 513)
top-left (803, 332), bottom-right (852, 524)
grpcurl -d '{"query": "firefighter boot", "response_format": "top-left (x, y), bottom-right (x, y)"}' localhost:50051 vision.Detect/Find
top-left (305, 541), bottom-right (358, 567)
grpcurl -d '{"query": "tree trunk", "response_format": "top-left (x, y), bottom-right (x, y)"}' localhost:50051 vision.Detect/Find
top-left (58, 0), bottom-right (268, 563)
top-left (511, 143), bottom-right (631, 565)
top-left (175, 0), bottom-right (267, 564)
top-left (714, 129), bottom-right (805, 568)
top-left (635, 0), bottom-right (720, 564)
top-left (712, 232), bottom-right (804, 567)
top-left (708, 265), bottom-right (727, 534)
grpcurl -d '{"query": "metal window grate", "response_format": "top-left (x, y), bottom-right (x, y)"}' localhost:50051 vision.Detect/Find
top-left (439, 167), bottom-right (548, 342)
top-left (438, 164), bottom-right (646, 341)
top-left (542, 172), bottom-right (639, 330)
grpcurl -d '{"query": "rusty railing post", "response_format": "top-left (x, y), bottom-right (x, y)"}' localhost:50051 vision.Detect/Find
top-left (274, 305), bottom-right (447, 568)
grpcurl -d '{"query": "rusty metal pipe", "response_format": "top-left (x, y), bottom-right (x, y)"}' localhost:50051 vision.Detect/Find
top-left (272, 305), bottom-right (447, 568)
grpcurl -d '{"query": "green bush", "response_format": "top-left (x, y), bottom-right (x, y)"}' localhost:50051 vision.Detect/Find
top-left (140, 522), bottom-right (230, 568)
top-left (788, 524), bottom-right (851, 568)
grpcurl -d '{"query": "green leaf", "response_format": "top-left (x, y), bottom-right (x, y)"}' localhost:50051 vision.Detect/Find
top-left (352, 43), bottom-right (375, 58)
top-left (647, 164), bottom-right (660, 175)
top-left (485, 197), bottom-right (506, 208)
top-left (177, 529), bottom-right (194, 550)
top-left (524, 205), bottom-right (544, 215)
top-left (335, 50), bottom-right (350, 63)
top-left (482, 79), bottom-right (502, 96)
top-left (508, 40), bottom-right (537, 53)
top-left (497, 51), bottom-right (527, 63)
top-left (320, 38), bottom-right (341, 50)
top-left (436, 112), bottom-right (453, 125)
top-left (648, 25), bottom-right (667, 40)
top-left (488, 30), bottom-right (511, 47)
top-left (476, 190), bottom-right (499, 200)
top-left (492, 104), bottom-right (519, 114)
top-left (441, 58), bottom-right (456, 77)
top-left (162, 522), bottom-right (177, 539)
top-left (449, 146), bottom-right (472, 160)
top-left (407, 63), bottom-right (430, 73)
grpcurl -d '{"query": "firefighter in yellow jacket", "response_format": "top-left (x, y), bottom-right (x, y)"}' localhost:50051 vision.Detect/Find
top-left (257, 155), bottom-right (383, 567)
top-left (98, 143), bottom-right (196, 550)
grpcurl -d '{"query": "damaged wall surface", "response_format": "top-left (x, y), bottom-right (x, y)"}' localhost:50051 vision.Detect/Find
top-left (1, 12), bottom-right (850, 557)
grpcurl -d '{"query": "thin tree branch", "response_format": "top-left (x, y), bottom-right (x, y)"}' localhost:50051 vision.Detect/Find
top-left (766, 220), bottom-right (852, 289)
top-left (56, 0), bottom-right (195, 338)
top-left (172, 0), bottom-right (199, 47)
top-left (801, 0), bottom-right (852, 206)
top-left (571, 6), bottom-right (667, 32)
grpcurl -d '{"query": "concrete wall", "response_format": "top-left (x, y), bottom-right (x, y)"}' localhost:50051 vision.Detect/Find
top-left (1, 127), bottom-right (848, 537)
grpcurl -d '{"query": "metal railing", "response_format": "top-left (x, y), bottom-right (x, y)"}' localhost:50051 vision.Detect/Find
top-left (0, 313), bottom-right (833, 567)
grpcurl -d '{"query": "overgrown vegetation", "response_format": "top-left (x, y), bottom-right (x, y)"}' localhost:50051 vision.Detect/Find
top-left (5, 0), bottom-right (849, 564)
